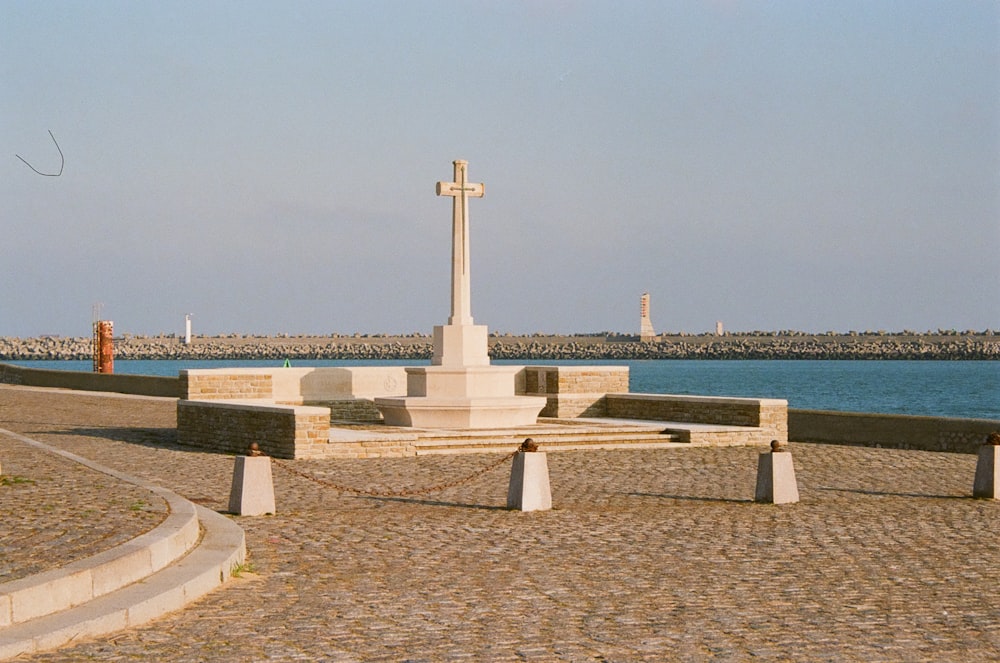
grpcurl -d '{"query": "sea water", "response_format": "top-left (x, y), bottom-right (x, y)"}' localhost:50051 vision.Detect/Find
top-left (9, 359), bottom-right (998, 420)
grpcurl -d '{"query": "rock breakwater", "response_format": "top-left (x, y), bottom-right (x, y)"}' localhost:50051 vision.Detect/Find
top-left (1, 334), bottom-right (997, 361)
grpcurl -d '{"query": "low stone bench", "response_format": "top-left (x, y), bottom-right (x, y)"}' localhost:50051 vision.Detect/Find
top-left (571, 417), bottom-right (771, 446)
top-left (177, 399), bottom-right (332, 459)
top-left (178, 366), bottom-right (411, 459)
top-left (603, 393), bottom-right (788, 446)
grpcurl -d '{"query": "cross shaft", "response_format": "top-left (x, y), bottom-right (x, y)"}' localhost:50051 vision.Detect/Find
top-left (436, 160), bottom-right (484, 325)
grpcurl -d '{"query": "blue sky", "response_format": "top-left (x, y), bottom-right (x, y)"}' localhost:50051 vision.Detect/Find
top-left (3, 1), bottom-right (998, 337)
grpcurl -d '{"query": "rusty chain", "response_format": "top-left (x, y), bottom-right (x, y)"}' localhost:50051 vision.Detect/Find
top-left (269, 450), bottom-right (519, 498)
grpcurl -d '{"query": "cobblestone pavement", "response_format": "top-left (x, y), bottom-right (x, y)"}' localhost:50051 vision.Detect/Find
top-left (0, 392), bottom-right (167, 582)
top-left (2, 385), bottom-right (1000, 661)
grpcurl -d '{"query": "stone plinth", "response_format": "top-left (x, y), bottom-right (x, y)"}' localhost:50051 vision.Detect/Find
top-left (229, 456), bottom-right (276, 516)
top-left (754, 450), bottom-right (799, 504)
top-left (375, 396), bottom-right (545, 428)
top-left (376, 367), bottom-right (546, 427)
top-left (432, 324), bottom-right (489, 367)
top-left (408, 365), bottom-right (518, 398)
top-left (973, 445), bottom-right (1000, 499)
top-left (376, 365), bottom-right (546, 428)
top-left (507, 451), bottom-right (552, 512)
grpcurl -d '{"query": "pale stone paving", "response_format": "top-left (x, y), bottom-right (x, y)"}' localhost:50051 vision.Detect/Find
top-left (2, 385), bottom-right (999, 661)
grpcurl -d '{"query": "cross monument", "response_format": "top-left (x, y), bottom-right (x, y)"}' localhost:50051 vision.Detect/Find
top-left (431, 159), bottom-right (489, 367)
top-left (436, 159), bottom-right (484, 326)
top-left (373, 158), bottom-right (547, 427)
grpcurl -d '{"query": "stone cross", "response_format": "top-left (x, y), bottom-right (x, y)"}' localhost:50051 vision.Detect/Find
top-left (436, 159), bottom-right (484, 326)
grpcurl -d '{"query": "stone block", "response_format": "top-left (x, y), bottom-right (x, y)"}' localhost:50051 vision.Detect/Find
top-left (973, 444), bottom-right (1000, 499)
top-left (228, 456), bottom-right (275, 516)
top-left (0, 594), bottom-right (10, 628)
top-left (432, 324), bottom-right (490, 367)
top-left (754, 450), bottom-right (799, 504)
top-left (507, 451), bottom-right (552, 512)
top-left (87, 543), bottom-right (153, 597)
top-left (9, 568), bottom-right (93, 623)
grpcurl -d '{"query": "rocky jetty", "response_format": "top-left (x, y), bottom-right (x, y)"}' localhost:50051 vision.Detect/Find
top-left (1, 332), bottom-right (997, 361)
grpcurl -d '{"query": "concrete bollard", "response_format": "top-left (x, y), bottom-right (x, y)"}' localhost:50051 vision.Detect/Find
top-left (507, 439), bottom-right (552, 512)
top-left (228, 443), bottom-right (276, 516)
top-left (972, 432), bottom-right (1000, 499)
top-left (754, 440), bottom-right (799, 504)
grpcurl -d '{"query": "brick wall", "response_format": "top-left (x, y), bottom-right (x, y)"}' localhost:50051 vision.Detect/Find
top-left (177, 400), bottom-right (331, 459)
top-left (605, 393), bottom-right (788, 444)
top-left (180, 371), bottom-right (273, 400)
top-left (534, 394), bottom-right (610, 418)
top-left (292, 410), bottom-right (336, 459)
top-left (521, 366), bottom-right (628, 418)
top-left (521, 366), bottom-right (629, 394)
top-left (606, 393), bottom-right (777, 424)
top-left (307, 399), bottom-right (384, 422)
top-left (323, 438), bottom-right (419, 459)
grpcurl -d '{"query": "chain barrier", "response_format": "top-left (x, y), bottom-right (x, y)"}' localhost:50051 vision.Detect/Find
top-left (269, 449), bottom-right (519, 498)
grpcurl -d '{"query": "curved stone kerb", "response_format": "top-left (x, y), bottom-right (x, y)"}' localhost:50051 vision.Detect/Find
top-left (0, 429), bottom-right (199, 627)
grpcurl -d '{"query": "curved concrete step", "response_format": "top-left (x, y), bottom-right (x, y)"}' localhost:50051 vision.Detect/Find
top-left (0, 505), bottom-right (245, 660)
top-left (0, 485), bottom-right (200, 627)
top-left (0, 429), bottom-right (206, 625)
top-left (0, 428), bottom-right (246, 661)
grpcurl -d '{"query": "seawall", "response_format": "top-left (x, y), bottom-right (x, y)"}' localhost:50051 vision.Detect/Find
top-left (787, 409), bottom-right (1000, 454)
top-left (2, 333), bottom-right (997, 361)
top-left (0, 362), bottom-right (180, 398)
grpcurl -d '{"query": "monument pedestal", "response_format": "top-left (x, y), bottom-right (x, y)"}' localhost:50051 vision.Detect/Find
top-left (433, 324), bottom-right (489, 367)
top-left (376, 364), bottom-right (546, 428)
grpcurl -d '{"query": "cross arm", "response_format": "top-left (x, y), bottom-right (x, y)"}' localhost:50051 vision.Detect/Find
top-left (436, 181), bottom-right (485, 198)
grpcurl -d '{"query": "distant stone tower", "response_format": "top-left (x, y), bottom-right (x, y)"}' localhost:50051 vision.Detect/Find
top-left (639, 292), bottom-right (656, 342)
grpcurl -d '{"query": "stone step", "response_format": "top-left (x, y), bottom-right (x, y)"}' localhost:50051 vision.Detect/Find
top-left (0, 428), bottom-right (204, 628)
top-left (320, 417), bottom-right (771, 458)
top-left (413, 439), bottom-right (684, 456)
top-left (0, 428), bottom-right (247, 661)
top-left (414, 429), bottom-right (675, 448)
top-left (321, 427), bottom-right (681, 458)
top-left (0, 506), bottom-right (245, 661)
top-left (0, 487), bottom-right (200, 628)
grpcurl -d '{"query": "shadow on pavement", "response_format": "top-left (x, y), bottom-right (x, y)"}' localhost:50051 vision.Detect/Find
top-left (815, 486), bottom-right (965, 500)
top-left (359, 495), bottom-right (508, 511)
top-left (627, 491), bottom-right (753, 504)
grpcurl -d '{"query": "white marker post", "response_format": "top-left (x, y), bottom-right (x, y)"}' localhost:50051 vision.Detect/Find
top-left (973, 433), bottom-right (1000, 499)
top-left (507, 440), bottom-right (552, 512)
top-left (229, 444), bottom-right (276, 516)
top-left (754, 440), bottom-right (800, 504)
